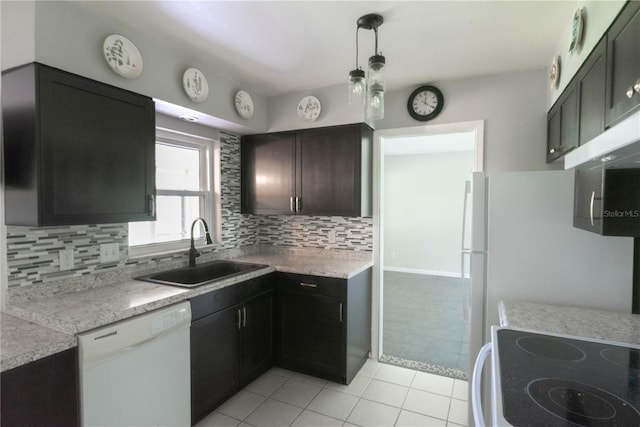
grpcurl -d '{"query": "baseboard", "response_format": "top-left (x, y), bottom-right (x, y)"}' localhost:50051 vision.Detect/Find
top-left (383, 266), bottom-right (470, 279)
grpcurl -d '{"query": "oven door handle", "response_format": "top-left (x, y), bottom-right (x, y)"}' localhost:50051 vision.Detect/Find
top-left (472, 342), bottom-right (493, 427)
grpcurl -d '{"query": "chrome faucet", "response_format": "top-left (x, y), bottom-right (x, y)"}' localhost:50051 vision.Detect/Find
top-left (189, 217), bottom-right (213, 267)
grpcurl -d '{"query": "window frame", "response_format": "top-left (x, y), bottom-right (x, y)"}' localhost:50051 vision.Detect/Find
top-left (128, 126), bottom-right (221, 258)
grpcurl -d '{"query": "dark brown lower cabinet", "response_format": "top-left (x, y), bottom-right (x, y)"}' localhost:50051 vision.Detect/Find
top-left (1, 347), bottom-right (79, 427)
top-left (276, 268), bottom-right (372, 384)
top-left (190, 275), bottom-right (274, 425)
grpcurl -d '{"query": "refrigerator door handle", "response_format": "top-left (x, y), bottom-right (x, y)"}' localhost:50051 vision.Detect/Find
top-left (590, 190), bottom-right (596, 226)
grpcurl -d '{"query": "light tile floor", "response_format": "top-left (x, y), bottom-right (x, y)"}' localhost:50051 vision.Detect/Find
top-left (196, 360), bottom-right (468, 427)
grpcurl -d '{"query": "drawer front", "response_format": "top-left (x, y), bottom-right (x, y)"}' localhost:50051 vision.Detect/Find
top-left (276, 273), bottom-right (346, 299)
top-left (190, 273), bottom-right (274, 321)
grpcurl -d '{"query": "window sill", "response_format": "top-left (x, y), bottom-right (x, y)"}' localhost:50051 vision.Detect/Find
top-left (128, 239), bottom-right (216, 260)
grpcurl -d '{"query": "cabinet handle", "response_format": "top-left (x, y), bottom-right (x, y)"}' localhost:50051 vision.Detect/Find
top-left (242, 307), bottom-right (247, 327)
top-left (300, 282), bottom-right (317, 288)
top-left (627, 86), bottom-right (635, 99)
top-left (236, 309), bottom-right (242, 329)
top-left (339, 303), bottom-right (343, 323)
top-left (296, 197), bottom-right (302, 212)
top-left (549, 148), bottom-right (556, 154)
top-left (635, 79), bottom-right (640, 94)
top-left (290, 196), bottom-right (295, 213)
top-left (148, 194), bottom-right (156, 217)
top-left (590, 190), bottom-right (596, 227)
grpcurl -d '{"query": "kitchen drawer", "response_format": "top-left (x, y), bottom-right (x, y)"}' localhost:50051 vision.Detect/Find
top-left (190, 273), bottom-right (273, 321)
top-left (276, 273), bottom-right (347, 299)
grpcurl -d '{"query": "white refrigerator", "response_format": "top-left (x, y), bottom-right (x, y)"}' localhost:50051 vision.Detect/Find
top-left (467, 170), bottom-right (634, 425)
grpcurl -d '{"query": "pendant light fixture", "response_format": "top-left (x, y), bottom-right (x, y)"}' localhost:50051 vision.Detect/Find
top-left (348, 13), bottom-right (385, 120)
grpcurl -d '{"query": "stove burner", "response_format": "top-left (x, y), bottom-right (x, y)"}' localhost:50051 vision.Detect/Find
top-left (601, 347), bottom-right (640, 371)
top-left (516, 336), bottom-right (586, 362)
top-left (527, 378), bottom-right (640, 427)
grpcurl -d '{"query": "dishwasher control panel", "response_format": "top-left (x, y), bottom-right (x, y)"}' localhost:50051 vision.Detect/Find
top-left (152, 304), bottom-right (191, 335)
top-left (79, 301), bottom-right (191, 365)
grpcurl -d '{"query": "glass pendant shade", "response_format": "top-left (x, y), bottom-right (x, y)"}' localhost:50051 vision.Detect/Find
top-left (348, 69), bottom-right (366, 107)
top-left (366, 55), bottom-right (385, 120)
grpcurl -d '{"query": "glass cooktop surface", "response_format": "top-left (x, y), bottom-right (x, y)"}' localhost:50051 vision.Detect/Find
top-left (496, 329), bottom-right (640, 427)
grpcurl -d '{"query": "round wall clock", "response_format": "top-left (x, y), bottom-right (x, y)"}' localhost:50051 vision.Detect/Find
top-left (235, 90), bottom-right (254, 119)
top-left (297, 96), bottom-right (321, 122)
top-left (407, 85), bottom-right (444, 121)
top-left (182, 68), bottom-right (209, 103)
top-left (103, 34), bottom-right (143, 79)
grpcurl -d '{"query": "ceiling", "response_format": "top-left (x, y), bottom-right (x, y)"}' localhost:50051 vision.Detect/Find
top-left (72, 1), bottom-right (577, 97)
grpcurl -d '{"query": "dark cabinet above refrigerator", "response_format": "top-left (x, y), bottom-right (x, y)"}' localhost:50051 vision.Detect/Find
top-left (574, 168), bottom-right (640, 236)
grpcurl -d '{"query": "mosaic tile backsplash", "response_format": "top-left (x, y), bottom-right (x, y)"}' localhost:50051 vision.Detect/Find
top-left (5, 132), bottom-right (372, 289)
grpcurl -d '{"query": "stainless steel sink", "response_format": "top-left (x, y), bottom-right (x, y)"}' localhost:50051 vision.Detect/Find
top-left (136, 260), bottom-right (268, 288)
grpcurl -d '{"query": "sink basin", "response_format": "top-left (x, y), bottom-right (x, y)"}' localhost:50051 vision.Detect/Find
top-left (136, 260), bottom-right (268, 288)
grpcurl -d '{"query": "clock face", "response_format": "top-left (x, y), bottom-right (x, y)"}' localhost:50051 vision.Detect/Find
top-left (408, 85), bottom-right (444, 121)
top-left (235, 90), bottom-right (254, 119)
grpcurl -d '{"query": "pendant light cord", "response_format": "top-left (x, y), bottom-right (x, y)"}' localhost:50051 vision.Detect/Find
top-left (374, 26), bottom-right (379, 55)
top-left (355, 26), bottom-right (361, 69)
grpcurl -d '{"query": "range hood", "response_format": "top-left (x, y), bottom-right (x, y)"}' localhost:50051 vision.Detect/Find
top-left (564, 110), bottom-right (640, 169)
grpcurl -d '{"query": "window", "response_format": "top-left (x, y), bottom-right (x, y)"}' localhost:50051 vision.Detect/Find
top-left (129, 127), bottom-right (221, 255)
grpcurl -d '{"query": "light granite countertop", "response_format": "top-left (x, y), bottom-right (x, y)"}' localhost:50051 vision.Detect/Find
top-left (1, 313), bottom-right (77, 372)
top-left (234, 251), bottom-right (372, 279)
top-left (499, 300), bottom-right (640, 345)
top-left (1, 247), bottom-right (372, 372)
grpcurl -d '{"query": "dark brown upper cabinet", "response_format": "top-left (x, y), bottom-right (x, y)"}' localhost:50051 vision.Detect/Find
top-left (606, 0), bottom-right (640, 127)
top-left (578, 37), bottom-right (607, 146)
top-left (546, 2), bottom-right (640, 162)
top-left (2, 63), bottom-right (156, 226)
top-left (547, 79), bottom-right (578, 163)
top-left (241, 123), bottom-right (372, 217)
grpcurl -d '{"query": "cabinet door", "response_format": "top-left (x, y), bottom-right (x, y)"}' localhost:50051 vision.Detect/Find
top-left (574, 169), bottom-right (603, 234)
top-left (191, 306), bottom-right (239, 425)
top-left (278, 292), bottom-right (344, 378)
top-left (241, 132), bottom-right (296, 214)
top-left (546, 81), bottom-right (578, 162)
top-left (578, 38), bottom-right (606, 145)
top-left (560, 83), bottom-right (579, 155)
top-left (239, 291), bottom-right (274, 385)
top-left (606, 1), bottom-right (640, 126)
top-left (296, 125), bottom-right (362, 216)
top-left (1, 348), bottom-right (79, 427)
top-left (39, 65), bottom-right (155, 225)
top-left (546, 106), bottom-right (561, 163)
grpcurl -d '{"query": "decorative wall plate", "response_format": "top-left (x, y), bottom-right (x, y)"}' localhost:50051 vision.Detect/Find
top-left (235, 90), bottom-right (254, 119)
top-left (569, 7), bottom-right (584, 55)
top-left (550, 55), bottom-right (561, 90)
top-left (103, 34), bottom-right (143, 79)
top-left (182, 68), bottom-right (209, 103)
top-left (297, 96), bottom-right (321, 122)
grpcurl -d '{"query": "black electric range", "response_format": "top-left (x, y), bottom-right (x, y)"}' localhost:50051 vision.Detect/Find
top-left (492, 327), bottom-right (640, 426)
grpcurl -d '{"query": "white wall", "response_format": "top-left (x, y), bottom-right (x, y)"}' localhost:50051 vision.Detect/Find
top-left (267, 84), bottom-right (369, 132)
top-left (1, 1), bottom-right (35, 69)
top-left (547, 0), bottom-right (625, 109)
top-left (384, 151), bottom-right (474, 275)
top-left (1, 1), bottom-right (267, 134)
top-left (486, 170), bottom-right (634, 329)
top-left (273, 69), bottom-right (556, 173)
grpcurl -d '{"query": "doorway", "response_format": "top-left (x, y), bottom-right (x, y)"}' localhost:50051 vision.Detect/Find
top-left (372, 121), bottom-right (484, 380)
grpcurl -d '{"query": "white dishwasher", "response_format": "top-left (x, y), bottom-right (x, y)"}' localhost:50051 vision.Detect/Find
top-left (78, 301), bottom-right (191, 427)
